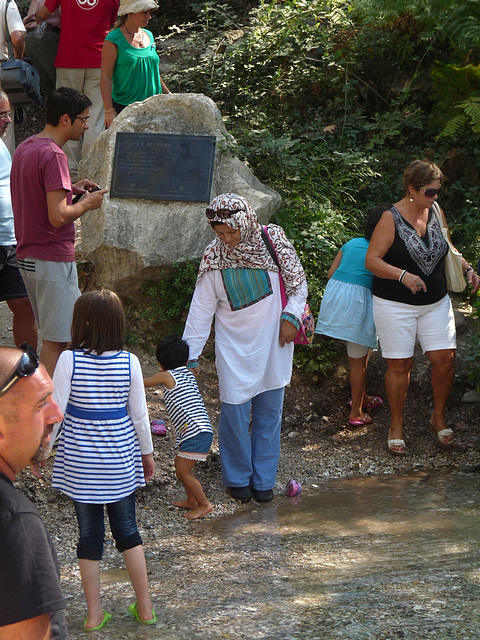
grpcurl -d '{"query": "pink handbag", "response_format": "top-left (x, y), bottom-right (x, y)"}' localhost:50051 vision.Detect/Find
top-left (262, 227), bottom-right (315, 345)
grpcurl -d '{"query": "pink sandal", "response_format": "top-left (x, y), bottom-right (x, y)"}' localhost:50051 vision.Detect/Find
top-left (348, 413), bottom-right (373, 427)
top-left (150, 419), bottom-right (167, 436)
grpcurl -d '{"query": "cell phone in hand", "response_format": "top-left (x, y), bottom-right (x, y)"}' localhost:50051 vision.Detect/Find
top-left (72, 186), bottom-right (101, 204)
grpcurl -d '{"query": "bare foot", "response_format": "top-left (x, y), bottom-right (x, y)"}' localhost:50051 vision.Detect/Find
top-left (173, 499), bottom-right (198, 509)
top-left (184, 503), bottom-right (213, 520)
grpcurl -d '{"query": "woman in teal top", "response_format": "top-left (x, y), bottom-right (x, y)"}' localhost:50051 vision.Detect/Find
top-left (315, 205), bottom-right (384, 427)
top-left (100, 0), bottom-right (170, 128)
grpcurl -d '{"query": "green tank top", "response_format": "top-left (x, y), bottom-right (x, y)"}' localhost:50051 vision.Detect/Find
top-left (105, 28), bottom-right (162, 106)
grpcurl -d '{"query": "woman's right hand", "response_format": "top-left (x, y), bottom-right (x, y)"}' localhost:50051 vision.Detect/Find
top-left (104, 109), bottom-right (117, 129)
top-left (401, 271), bottom-right (427, 294)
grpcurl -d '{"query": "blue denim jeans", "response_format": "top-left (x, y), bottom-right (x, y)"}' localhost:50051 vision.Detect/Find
top-left (73, 492), bottom-right (142, 561)
top-left (179, 430), bottom-right (213, 453)
top-left (218, 387), bottom-right (285, 490)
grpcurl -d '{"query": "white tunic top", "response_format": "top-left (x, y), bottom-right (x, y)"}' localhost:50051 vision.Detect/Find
top-left (183, 269), bottom-right (307, 405)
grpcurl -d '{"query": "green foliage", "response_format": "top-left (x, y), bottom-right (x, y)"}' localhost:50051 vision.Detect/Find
top-left (467, 297), bottom-right (480, 393)
top-left (294, 339), bottom-right (340, 381)
top-left (150, 0), bottom-right (257, 33)
top-left (132, 259), bottom-right (200, 346)
top-left (16, 0), bottom-right (31, 16)
top-left (145, 0), bottom-right (480, 375)
top-left (438, 96), bottom-right (480, 139)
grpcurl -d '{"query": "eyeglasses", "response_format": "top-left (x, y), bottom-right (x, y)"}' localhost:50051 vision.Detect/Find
top-left (421, 187), bottom-right (441, 198)
top-left (0, 111), bottom-right (11, 119)
top-left (0, 343), bottom-right (39, 397)
top-left (206, 207), bottom-right (244, 220)
top-left (75, 115), bottom-right (90, 126)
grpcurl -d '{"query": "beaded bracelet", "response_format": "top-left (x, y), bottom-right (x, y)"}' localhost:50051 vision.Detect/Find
top-left (104, 108), bottom-right (116, 114)
top-left (398, 269), bottom-right (407, 283)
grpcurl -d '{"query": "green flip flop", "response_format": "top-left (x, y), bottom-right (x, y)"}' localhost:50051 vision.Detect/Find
top-left (128, 602), bottom-right (158, 624)
top-left (84, 610), bottom-right (112, 631)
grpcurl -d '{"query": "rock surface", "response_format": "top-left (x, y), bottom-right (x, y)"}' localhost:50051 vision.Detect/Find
top-left (78, 93), bottom-right (281, 296)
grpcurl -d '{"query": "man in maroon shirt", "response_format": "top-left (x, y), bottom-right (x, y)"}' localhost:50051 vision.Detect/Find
top-left (11, 87), bottom-right (107, 376)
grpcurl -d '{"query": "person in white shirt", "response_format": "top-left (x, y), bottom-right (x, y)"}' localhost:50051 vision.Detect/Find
top-left (183, 193), bottom-right (308, 503)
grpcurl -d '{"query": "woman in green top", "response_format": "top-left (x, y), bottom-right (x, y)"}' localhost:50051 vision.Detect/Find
top-left (100, 0), bottom-right (170, 128)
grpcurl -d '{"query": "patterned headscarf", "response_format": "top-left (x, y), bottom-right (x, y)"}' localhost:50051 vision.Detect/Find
top-left (197, 193), bottom-right (306, 296)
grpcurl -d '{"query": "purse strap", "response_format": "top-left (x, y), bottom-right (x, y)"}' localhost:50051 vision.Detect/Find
top-left (4, 0), bottom-right (16, 60)
top-left (432, 201), bottom-right (443, 227)
top-left (432, 201), bottom-right (454, 246)
top-left (261, 225), bottom-right (287, 308)
top-left (261, 226), bottom-right (280, 268)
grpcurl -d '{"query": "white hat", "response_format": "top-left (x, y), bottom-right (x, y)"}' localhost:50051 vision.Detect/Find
top-left (117, 0), bottom-right (158, 16)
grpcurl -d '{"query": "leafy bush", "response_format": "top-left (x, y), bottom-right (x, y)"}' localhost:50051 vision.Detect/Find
top-left (467, 296), bottom-right (480, 393)
top-left (125, 259), bottom-right (200, 348)
top-left (148, 0), bottom-right (480, 372)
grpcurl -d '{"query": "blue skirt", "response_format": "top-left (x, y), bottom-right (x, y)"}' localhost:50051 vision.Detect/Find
top-left (315, 279), bottom-right (377, 349)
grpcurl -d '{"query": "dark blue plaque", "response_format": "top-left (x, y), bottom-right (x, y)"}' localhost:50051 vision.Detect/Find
top-left (110, 132), bottom-right (216, 202)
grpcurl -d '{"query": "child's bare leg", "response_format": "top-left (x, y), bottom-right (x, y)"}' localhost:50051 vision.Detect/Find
top-left (173, 455), bottom-right (198, 509)
top-left (123, 545), bottom-right (154, 621)
top-left (78, 558), bottom-right (103, 629)
top-left (174, 455), bottom-right (213, 519)
top-left (348, 354), bottom-right (369, 421)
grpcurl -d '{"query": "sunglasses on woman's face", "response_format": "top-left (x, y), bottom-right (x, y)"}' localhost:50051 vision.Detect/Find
top-left (420, 187), bottom-right (441, 198)
top-left (206, 207), bottom-right (245, 220)
top-left (0, 343), bottom-right (39, 397)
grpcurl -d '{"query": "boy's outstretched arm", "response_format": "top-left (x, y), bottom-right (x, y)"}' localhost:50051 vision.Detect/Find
top-left (143, 371), bottom-right (175, 389)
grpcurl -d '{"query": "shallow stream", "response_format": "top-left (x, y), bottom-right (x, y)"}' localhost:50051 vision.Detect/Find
top-left (64, 470), bottom-right (480, 639)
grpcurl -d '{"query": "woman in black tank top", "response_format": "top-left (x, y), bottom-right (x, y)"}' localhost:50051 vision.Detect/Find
top-left (366, 160), bottom-right (479, 456)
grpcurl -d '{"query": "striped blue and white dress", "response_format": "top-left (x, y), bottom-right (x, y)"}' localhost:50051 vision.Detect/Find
top-left (51, 349), bottom-right (153, 504)
top-left (163, 366), bottom-right (213, 448)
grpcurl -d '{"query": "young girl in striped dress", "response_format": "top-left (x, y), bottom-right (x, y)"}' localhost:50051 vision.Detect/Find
top-left (144, 333), bottom-right (213, 520)
top-left (50, 289), bottom-right (157, 630)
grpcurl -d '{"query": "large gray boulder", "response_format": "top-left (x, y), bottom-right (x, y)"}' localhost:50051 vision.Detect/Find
top-left (78, 93), bottom-right (281, 296)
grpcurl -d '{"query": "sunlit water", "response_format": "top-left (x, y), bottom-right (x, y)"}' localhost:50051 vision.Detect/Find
top-left (65, 470), bottom-right (480, 639)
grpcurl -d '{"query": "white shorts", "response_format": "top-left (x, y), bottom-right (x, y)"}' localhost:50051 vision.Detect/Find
top-left (373, 294), bottom-right (456, 359)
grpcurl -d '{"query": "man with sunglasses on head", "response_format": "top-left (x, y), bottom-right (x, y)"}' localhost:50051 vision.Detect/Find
top-left (0, 90), bottom-right (37, 350)
top-left (0, 344), bottom-right (68, 639)
top-left (11, 87), bottom-right (107, 377)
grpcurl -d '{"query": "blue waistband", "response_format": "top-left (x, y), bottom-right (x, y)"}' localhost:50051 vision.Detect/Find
top-left (66, 403), bottom-right (128, 420)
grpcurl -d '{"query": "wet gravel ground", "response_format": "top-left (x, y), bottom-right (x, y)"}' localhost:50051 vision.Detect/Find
top-left (2, 296), bottom-right (480, 639)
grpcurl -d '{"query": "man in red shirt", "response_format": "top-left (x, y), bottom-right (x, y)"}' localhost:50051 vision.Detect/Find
top-left (35, 0), bottom-right (119, 179)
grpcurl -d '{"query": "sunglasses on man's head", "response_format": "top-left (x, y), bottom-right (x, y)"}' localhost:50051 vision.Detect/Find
top-left (206, 207), bottom-right (245, 220)
top-left (0, 343), bottom-right (39, 397)
top-left (420, 187), bottom-right (441, 198)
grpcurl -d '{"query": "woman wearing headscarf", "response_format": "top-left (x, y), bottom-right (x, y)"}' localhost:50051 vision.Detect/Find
top-left (182, 193), bottom-right (308, 503)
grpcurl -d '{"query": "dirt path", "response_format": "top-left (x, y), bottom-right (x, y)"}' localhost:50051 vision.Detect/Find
top-left (2, 295), bottom-right (480, 639)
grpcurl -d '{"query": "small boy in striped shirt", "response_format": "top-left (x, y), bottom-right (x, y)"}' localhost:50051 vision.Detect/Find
top-left (144, 333), bottom-right (213, 519)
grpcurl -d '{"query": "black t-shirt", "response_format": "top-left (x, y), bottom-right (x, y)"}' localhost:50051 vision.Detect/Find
top-left (0, 473), bottom-right (68, 638)
top-left (372, 206), bottom-right (449, 306)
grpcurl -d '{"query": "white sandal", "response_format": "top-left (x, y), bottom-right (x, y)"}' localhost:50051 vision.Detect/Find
top-left (387, 438), bottom-right (406, 456)
top-left (430, 420), bottom-right (454, 446)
